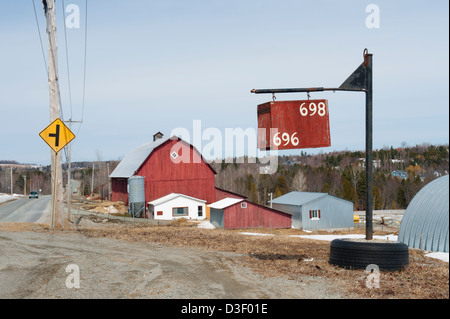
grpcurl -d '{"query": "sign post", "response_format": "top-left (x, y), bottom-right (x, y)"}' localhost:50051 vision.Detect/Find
top-left (251, 49), bottom-right (374, 240)
top-left (39, 118), bottom-right (75, 228)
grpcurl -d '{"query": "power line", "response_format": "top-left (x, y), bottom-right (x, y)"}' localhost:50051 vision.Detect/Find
top-left (77, 0), bottom-right (88, 136)
top-left (31, 0), bottom-right (48, 76)
top-left (61, 0), bottom-right (73, 120)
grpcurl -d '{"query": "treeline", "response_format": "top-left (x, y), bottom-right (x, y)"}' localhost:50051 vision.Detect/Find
top-left (212, 143), bottom-right (449, 210)
top-left (0, 161), bottom-right (119, 197)
top-left (1, 144), bottom-right (447, 210)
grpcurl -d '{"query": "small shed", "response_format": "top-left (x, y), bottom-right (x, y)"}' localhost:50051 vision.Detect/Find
top-left (147, 193), bottom-right (206, 220)
top-left (209, 198), bottom-right (291, 230)
top-left (270, 191), bottom-right (354, 230)
top-left (398, 175), bottom-right (449, 252)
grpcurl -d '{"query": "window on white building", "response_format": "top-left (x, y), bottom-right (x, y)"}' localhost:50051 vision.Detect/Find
top-left (173, 207), bottom-right (188, 216)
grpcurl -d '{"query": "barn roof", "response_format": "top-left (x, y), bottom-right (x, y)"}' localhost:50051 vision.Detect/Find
top-left (109, 136), bottom-right (216, 178)
top-left (148, 193), bottom-right (207, 206)
top-left (270, 191), bottom-right (328, 206)
top-left (109, 137), bottom-right (171, 178)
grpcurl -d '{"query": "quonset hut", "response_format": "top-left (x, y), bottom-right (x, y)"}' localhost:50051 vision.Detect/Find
top-left (398, 175), bottom-right (449, 252)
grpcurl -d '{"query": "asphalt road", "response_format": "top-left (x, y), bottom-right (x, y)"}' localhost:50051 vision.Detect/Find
top-left (0, 196), bottom-right (51, 223)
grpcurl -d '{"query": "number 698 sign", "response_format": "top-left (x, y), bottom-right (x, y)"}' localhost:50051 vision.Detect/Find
top-left (257, 99), bottom-right (331, 150)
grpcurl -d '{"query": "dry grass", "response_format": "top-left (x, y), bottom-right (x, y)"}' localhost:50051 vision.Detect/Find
top-left (3, 221), bottom-right (448, 299)
top-left (59, 222), bottom-right (449, 299)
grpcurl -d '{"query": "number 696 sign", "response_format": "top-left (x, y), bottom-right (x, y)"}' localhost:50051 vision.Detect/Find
top-left (257, 99), bottom-right (331, 150)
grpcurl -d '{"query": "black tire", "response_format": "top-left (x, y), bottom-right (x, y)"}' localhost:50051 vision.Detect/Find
top-left (329, 239), bottom-right (409, 271)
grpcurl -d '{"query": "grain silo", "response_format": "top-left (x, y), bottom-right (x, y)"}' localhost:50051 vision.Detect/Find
top-left (398, 175), bottom-right (449, 252)
top-left (128, 175), bottom-right (146, 218)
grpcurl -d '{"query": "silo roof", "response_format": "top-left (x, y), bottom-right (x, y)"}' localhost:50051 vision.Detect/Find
top-left (398, 175), bottom-right (449, 252)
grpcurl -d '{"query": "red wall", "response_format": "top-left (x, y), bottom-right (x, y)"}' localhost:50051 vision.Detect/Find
top-left (111, 139), bottom-right (248, 206)
top-left (111, 178), bottom-right (127, 203)
top-left (136, 139), bottom-right (216, 204)
top-left (224, 201), bottom-right (291, 229)
top-left (215, 187), bottom-right (246, 201)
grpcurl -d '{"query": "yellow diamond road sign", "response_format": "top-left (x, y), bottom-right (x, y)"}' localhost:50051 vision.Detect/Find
top-left (39, 118), bottom-right (75, 153)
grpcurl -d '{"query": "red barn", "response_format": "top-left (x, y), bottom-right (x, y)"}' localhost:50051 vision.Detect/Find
top-left (110, 135), bottom-right (244, 213)
top-left (209, 198), bottom-right (292, 229)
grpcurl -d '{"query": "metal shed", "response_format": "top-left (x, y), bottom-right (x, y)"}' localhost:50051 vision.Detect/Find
top-left (270, 191), bottom-right (354, 230)
top-left (398, 175), bottom-right (449, 252)
top-left (209, 198), bottom-right (291, 230)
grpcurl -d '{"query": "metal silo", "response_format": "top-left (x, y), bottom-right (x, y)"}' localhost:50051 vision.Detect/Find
top-left (128, 176), bottom-right (145, 218)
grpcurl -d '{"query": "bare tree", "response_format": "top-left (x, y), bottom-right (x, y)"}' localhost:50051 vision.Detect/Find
top-left (291, 169), bottom-right (308, 191)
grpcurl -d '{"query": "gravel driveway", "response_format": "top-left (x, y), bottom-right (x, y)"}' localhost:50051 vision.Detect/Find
top-left (0, 229), bottom-right (348, 299)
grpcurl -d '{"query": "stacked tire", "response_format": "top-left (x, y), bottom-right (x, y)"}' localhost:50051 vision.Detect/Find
top-left (329, 239), bottom-right (409, 271)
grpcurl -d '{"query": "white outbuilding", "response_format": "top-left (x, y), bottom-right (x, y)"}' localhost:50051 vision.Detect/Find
top-left (147, 193), bottom-right (207, 220)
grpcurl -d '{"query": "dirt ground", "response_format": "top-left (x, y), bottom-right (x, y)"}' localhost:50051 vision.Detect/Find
top-left (0, 223), bottom-right (348, 299)
top-left (0, 218), bottom-right (448, 299)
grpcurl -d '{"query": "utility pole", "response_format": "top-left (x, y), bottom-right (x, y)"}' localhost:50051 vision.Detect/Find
top-left (44, 0), bottom-right (64, 228)
top-left (65, 119), bottom-right (81, 224)
top-left (91, 162), bottom-right (95, 195)
top-left (107, 162), bottom-right (111, 200)
top-left (10, 168), bottom-right (13, 195)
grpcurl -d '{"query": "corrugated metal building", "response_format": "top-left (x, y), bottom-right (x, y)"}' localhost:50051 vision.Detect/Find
top-left (398, 175), bottom-right (449, 252)
top-left (209, 198), bottom-right (291, 230)
top-left (270, 191), bottom-right (354, 230)
top-left (109, 134), bottom-right (245, 218)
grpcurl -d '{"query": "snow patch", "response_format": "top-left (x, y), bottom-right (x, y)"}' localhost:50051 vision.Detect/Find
top-left (0, 193), bottom-right (18, 204)
top-left (197, 221), bottom-right (216, 229)
top-left (240, 232), bottom-right (275, 237)
top-left (294, 234), bottom-right (399, 242)
top-left (425, 252), bottom-right (449, 263)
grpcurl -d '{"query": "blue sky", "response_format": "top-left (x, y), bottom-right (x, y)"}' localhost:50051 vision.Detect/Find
top-left (0, 0), bottom-right (448, 165)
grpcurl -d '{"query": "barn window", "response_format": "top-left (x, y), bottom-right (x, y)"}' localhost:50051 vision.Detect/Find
top-left (310, 210), bottom-right (321, 220)
top-left (241, 202), bottom-right (247, 208)
top-left (171, 151), bottom-right (179, 159)
top-left (198, 206), bottom-right (203, 217)
top-left (173, 207), bottom-right (188, 216)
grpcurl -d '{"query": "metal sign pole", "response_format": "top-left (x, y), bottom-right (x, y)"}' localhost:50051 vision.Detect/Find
top-left (365, 51), bottom-right (373, 240)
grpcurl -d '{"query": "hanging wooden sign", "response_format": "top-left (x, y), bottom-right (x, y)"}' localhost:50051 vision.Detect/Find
top-left (257, 99), bottom-right (331, 150)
